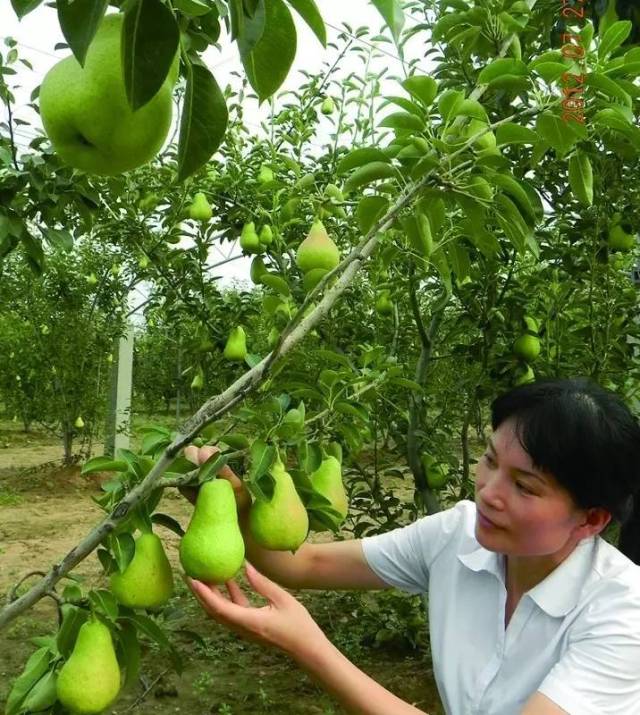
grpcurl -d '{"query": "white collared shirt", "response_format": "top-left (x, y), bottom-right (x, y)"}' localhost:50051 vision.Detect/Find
top-left (361, 500), bottom-right (640, 715)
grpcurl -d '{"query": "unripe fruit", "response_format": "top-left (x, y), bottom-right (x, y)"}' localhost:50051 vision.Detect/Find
top-left (321, 97), bottom-right (335, 115)
top-left (240, 222), bottom-right (262, 254)
top-left (188, 192), bottom-right (212, 222)
top-left (375, 289), bottom-right (394, 316)
top-left (223, 326), bottom-right (247, 362)
top-left (296, 220), bottom-right (340, 273)
top-left (608, 221), bottom-right (636, 252)
top-left (514, 364), bottom-right (535, 386)
top-left (259, 224), bottom-right (274, 245)
top-left (86, 273), bottom-right (98, 286)
top-left (513, 334), bottom-right (541, 362)
top-left (258, 165), bottom-right (274, 185)
top-left (250, 256), bottom-right (269, 284)
top-left (74, 415), bottom-right (85, 429)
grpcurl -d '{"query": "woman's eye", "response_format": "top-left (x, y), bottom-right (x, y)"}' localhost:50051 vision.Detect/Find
top-left (483, 453), bottom-right (495, 466)
top-left (516, 482), bottom-right (533, 495)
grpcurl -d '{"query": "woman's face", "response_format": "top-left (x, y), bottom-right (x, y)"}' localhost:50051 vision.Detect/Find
top-left (473, 418), bottom-right (588, 557)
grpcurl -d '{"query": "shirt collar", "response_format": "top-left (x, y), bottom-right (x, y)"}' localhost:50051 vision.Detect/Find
top-left (458, 536), bottom-right (596, 617)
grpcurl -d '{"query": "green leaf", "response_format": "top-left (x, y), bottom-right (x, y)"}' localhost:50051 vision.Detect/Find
top-left (57, 0), bottom-right (108, 67)
top-left (477, 58), bottom-right (529, 84)
top-left (531, 62), bottom-right (569, 83)
top-left (56, 604), bottom-right (89, 659)
top-left (124, 613), bottom-right (172, 651)
top-left (20, 231), bottom-right (44, 276)
top-left (334, 401), bottom-right (369, 423)
top-left (110, 533), bottom-right (136, 574)
top-left (248, 440), bottom-right (276, 482)
top-left (43, 227), bottom-right (74, 251)
top-left (379, 111), bottom-right (424, 132)
top-left (336, 147), bottom-right (391, 175)
top-left (402, 75), bottom-right (438, 108)
top-left (197, 452), bottom-right (230, 484)
top-left (240, 0), bottom-right (296, 102)
top-left (219, 433), bottom-right (251, 450)
top-left (599, 20), bottom-right (632, 59)
top-left (357, 196), bottom-right (389, 235)
top-left (118, 620), bottom-right (141, 689)
top-left (315, 349), bottom-right (352, 369)
top-left (585, 72), bottom-right (631, 106)
top-left (370, 0), bottom-right (405, 44)
top-left (123, 0), bottom-right (180, 110)
top-left (495, 194), bottom-right (531, 254)
top-left (535, 112), bottom-right (577, 156)
top-left (4, 647), bottom-right (51, 715)
top-left (286, 0), bottom-right (326, 46)
top-left (343, 162), bottom-right (398, 193)
top-left (89, 590), bottom-right (119, 622)
top-left (495, 122), bottom-right (538, 146)
top-left (260, 273), bottom-right (292, 296)
top-left (151, 512), bottom-right (186, 537)
top-left (568, 152), bottom-right (593, 206)
top-left (21, 669), bottom-right (58, 712)
top-left (9, 0), bottom-right (44, 19)
top-left (81, 456), bottom-right (128, 475)
top-left (177, 63), bottom-right (229, 181)
top-left (490, 173), bottom-right (536, 226)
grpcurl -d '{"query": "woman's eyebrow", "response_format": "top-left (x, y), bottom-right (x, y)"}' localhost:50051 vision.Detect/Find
top-left (486, 437), bottom-right (547, 483)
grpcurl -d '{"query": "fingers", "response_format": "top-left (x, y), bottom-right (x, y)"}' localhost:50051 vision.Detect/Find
top-left (225, 579), bottom-right (251, 607)
top-left (244, 562), bottom-right (286, 605)
top-left (184, 445), bottom-right (200, 465)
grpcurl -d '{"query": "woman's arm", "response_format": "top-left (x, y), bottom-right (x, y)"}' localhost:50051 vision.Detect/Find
top-left (186, 563), bottom-right (430, 715)
top-left (293, 636), bottom-right (430, 715)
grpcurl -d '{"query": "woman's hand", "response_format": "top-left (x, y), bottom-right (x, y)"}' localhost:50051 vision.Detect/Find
top-left (185, 562), bottom-right (327, 658)
top-left (181, 444), bottom-right (251, 512)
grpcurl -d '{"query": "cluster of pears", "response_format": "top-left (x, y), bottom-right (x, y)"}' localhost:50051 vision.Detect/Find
top-left (295, 220), bottom-right (341, 292)
top-left (178, 452), bottom-right (349, 584)
top-left (513, 315), bottom-right (541, 386)
top-left (39, 13), bottom-right (179, 175)
top-left (240, 221), bottom-right (273, 254)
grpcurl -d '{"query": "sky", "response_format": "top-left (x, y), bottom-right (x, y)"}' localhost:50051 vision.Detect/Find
top-left (2, 1), bottom-right (409, 304)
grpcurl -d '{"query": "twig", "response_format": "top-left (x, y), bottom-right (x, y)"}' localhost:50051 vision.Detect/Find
top-left (124, 668), bottom-right (171, 712)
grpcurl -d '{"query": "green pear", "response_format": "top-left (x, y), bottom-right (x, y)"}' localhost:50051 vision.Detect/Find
top-left (464, 119), bottom-right (499, 154)
top-left (375, 289), bottom-right (394, 316)
top-left (56, 618), bottom-right (121, 714)
top-left (249, 457), bottom-right (309, 551)
top-left (513, 334), bottom-right (541, 362)
top-left (309, 456), bottom-right (348, 531)
top-left (250, 256), bottom-right (269, 284)
top-left (179, 479), bottom-right (245, 583)
top-left (608, 221), bottom-right (635, 252)
top-left (321, 97), bottom-right (335, 115)
top-left (324, 184), bottom-right (344, 202)
top-left (421, 455), bottom-right (449, 490)
top-left (39, 14), bottom-right (178, 175)
top-left (240, 222), bottom-right (262, 254)
top-left (85, 272), bottom-right (98, 286)
top-left (191, 366), bottom-right (204, 390)
top-left (258, 165), bottom-right (274, 185)
top-left (296, 220), bottom-right (340, 274)
top-left (302, 268), bottom-right (329, 292)
top-left (259, 224), bottom-right (274, 245)
top-left (109, 533), bottom-right (174, 609)
top-left (223, 326), bottom-right (247, 361)
top-left (74, 415), bottom-right (85, 429)
top-left (189, 192), bottom-right (212, 222)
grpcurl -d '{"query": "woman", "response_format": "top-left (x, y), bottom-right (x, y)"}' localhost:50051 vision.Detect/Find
top-left (184, 378), bottom-right (640, 715)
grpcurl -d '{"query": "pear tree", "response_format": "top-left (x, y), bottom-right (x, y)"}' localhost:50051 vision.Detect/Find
top-left (2, 1), bottom-right (640, 713)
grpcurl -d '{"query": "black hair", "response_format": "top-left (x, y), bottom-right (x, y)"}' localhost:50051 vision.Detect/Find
top-left (490, 377), bottom-right (640, 564)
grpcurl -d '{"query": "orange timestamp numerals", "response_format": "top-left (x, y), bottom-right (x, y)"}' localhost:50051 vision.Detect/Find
top-left (560, 9), bottom-right (587, 125)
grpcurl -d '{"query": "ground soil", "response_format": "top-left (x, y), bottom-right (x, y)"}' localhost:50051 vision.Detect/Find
top-left (0, 425), bottom-right (445, 715)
